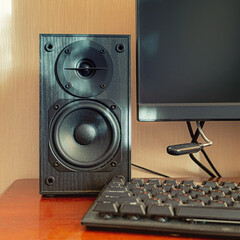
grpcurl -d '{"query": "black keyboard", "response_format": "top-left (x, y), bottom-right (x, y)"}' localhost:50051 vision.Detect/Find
top-left (82, 176), bottom-right (240, 238)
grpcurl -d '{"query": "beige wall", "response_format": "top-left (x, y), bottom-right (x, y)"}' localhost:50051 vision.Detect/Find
top-left (1, 0), bottom-right (240, 194)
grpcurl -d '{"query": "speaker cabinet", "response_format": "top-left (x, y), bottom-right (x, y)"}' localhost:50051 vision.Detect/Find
top-left (40, 34), bottom-right (131, 195)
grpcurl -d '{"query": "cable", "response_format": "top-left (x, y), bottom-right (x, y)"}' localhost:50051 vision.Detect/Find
top-left (194, 121), bottom-right (221, 177)
top-left (186, 121), bottom-right (221, 178)
top-left (187, 121), bottom-right (205, 143)
top-left (187, 121), bottom-right (194, 139)
top-left (187, 121), bottom-right (216, 177)
top-left (201, 149), bottom-right (221, 178)
top-left (196, 121), bottom-right (212, 147)
top-left (189, 154), bottom-right (216, 178)
top-left (131, 163), bottom-right (170, 178)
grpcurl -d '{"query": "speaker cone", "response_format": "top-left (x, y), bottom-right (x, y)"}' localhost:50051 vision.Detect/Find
top-left (49, 100), bottom-right (120, 170)
top-left (56, 40), bottom-right (114, 98)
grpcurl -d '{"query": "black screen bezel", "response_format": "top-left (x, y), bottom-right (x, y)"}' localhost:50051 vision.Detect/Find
top-left (137, 0), bottom-right (240, 121)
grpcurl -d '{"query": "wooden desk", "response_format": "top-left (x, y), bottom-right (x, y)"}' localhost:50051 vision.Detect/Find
top-left (0, 179), bottom-right (225, 240)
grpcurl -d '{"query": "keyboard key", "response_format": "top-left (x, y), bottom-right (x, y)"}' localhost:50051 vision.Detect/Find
top-left (116, 197), bottom-right (141, 204)
top-left (178, 184), bottom-right (193, 193)
top-left (181, 180), bottom-right (195, 187)
top-left (136, 191), bottom-right (152, 201)
top-left (185, 199), bottom-right (204, 206)
top-left (102, 190), bottom-right (132, 198)
top-left (98, 195), bottom-right (139, 203)
top-left (202, 181), bottom-right (219, 189)
top-left (132, 178), bottom-right (144, 186)
top-left (163, 179), bottom-right (178, 187)
top-left (120, 202), bottom-right (146, 216)
top-left (220, 181), bottom-right (237, 190)
top-left (132, 187), bottom-right (147, 194)
top-left (155, 192), bottom-right (171, 202)
top-left (230, 190), bottom-right (240, 200)
top-left (97, 195), bottom-right (120, 202)
top-left (170, 188), bottom-right (185, 197)
top-left (110, 176), bottom-right (125, 185)
top-left (209, 190), bottom-right (225, 199)
top-left (209, 200), bottom-right (228, 207)
top-left (125, 182), bottom-right (140, 190)
top-left (165, 198), bottom-right (182, 207)
top-left (93, 201), bottom-right (119, 214)
top-left (196, 195), bottom-right (213, 204)
top-left (216, 196), bottom-right (234, 206)
top-left (175, 193), bottom-right (192, 203)
top-left (147, 179), bottom-right (161, 187)
top-left (147, 203), bottom-right (174, 217)
top-left (233, 201), bottom-right (240, 208)
top-left (151, 187), bottom-right (165, 196)
top-left (196, 185), bottom-right (212, 194)
top-left (108, 182), bottom-right (123, 187)
top-left (144, 197), bottom-right (161, 207)
top-left (144, 183), bottom-right (157, 191)
top-left (190, 189), bottom-right (205, 198)
top-left (105, 185), bottom-right (129, 191)
top-left (217, 186), bottom-right (231, 195)
top-left (176, 205), bottom-right (240, 221)
top-left (162, 183), bottom-right (174, 192)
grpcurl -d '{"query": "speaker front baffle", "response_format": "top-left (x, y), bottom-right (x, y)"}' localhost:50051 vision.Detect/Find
top-left (40, 34), bottom-right (131, 195)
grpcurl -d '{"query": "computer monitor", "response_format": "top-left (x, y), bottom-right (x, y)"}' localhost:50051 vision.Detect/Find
top-left (137, 0), bottom-right (240, 121)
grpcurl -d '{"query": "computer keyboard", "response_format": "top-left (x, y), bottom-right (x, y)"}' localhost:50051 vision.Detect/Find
top-left (81, 176), bottom-right (240, 238)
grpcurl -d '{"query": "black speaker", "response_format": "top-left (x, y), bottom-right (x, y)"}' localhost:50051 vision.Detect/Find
top-left (39, 34), bottom-right (131, 195)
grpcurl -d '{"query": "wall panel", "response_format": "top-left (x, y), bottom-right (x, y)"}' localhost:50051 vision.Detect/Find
top-left (0, 0), bottom-right (239, 194)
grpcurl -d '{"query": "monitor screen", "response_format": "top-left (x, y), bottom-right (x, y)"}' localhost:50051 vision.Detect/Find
top-left (137, 0), bottom-right (240, 121)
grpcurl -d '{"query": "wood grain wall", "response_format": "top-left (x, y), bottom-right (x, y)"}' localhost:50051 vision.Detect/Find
top-left (1, 0), bottom-right (240, 194)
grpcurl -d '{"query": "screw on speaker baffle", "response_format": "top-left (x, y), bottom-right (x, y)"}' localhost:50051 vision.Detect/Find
top-left (65, 83), bottom-right (71, 89)
top-left (54, 104), bottom-right (60, 110)
top-left (111, 161), bottom-right (117, 167)
top-left (54, 161), bottom-right (59, 167)
top-left (100, 83), bottom-right (105, 89)
top-left (100, 49), bottom-right (105, 54)
top-left (65, 49), bottom-right (71, 54)
top-left (45, 176), bottom-right (55, 186)
top-left (110, 105), bottom-right (117, 110)
top-left (115, 43), bottom-right (125, 53)
top-left (45, 42), bottom-right (54, 52)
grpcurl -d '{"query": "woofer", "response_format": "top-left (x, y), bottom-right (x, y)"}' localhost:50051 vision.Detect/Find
top-left (49, 100), bottom-right (120, 171)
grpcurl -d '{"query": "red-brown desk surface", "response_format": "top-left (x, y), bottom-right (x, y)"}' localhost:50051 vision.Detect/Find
top-left (0, 179), bottom-right (233, 240)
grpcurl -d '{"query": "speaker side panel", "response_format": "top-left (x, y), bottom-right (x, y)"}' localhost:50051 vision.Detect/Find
top-left (40, 34), bottom-right (131, 194)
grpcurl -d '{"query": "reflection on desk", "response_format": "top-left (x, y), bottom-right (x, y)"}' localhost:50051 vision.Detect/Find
top-left (0, 179), bottom-right (224, 240)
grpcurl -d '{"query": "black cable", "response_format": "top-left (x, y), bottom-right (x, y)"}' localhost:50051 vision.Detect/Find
top-left (186, 121), bottom-right (221, 178)
top-left (187, 121), bottom-right (194, 139)
top-left (187, 121), bottom-right (216, 177)
top-left (189, 154), bottom-right (216, 178)
top-left (189, 121), bottom-right (221, 177)
top-left (201, 149), bottom-right (221, 177)
top-left (188, 121), bottom-right (216, 177)
top-left (131, 163), bottom-right (170, 178)
top-left (187, 121), bottom-right (205, 143)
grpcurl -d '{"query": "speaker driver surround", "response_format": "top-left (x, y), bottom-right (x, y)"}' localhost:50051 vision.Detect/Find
top-left (49, 100), bottom-right (121, 170)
